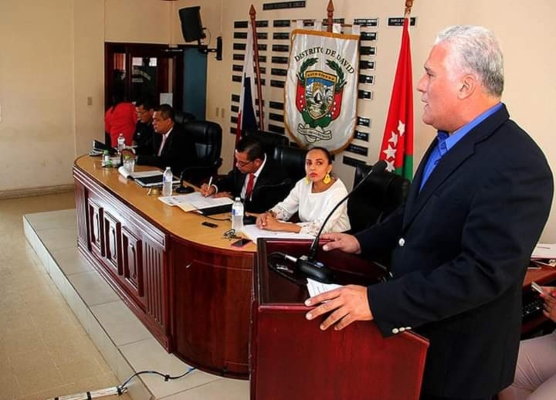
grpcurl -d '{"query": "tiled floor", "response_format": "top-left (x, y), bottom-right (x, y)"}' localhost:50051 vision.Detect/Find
top-left (2, 192), bottom-right (249, 400)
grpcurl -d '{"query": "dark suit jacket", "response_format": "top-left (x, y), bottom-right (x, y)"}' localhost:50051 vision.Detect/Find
top-left (136, 123), bottom-right (198, 175)
top-left (215, 157), bottom-right (292, 213)
top-left (133, 121), bottom-right (156, 156)
top-left (356, 104), bottom-right (553, 398)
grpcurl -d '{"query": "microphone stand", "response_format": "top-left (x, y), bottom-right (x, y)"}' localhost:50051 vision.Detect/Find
top-left (293, 160), bottom-right (388, 282)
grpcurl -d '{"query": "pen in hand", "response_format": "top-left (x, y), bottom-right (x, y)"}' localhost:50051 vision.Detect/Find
top-left (204, 176), bottom-right (213, 197)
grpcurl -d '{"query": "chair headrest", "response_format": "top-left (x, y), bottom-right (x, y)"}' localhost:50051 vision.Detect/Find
top-left (273, 145), bottom-right (308, 183)
top-left (353, 164), bottom-right (411, 210)
top-left (174, 111), bottom-right (196, 125)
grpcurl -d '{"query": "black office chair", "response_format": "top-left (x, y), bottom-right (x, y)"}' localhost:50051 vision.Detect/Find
top-left (244, 129), bottom-right (289, 154)
top-left (272, 145), bottom-right (308, 183)
top-left (347, 163), bottom-right (411, 234)
top-left (179, 121), bottom-right (223, 188)
top-left (174, 111), bottom-right (196, 125)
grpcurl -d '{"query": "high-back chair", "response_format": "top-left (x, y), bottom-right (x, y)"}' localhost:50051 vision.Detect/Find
top-left (179, 120), bottom-right (222, 187)
top-left (272, 145), bottom-right (308, 184)
top-left (244, 129), bottom-right (289, 155)
top-left (347, 164), bottom-right (411, 234)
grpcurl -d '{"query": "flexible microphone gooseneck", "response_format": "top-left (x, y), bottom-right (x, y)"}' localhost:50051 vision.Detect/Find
top-left (291, 160), bottom-right (388, 282)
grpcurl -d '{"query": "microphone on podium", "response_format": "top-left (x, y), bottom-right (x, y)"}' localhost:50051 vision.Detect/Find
top-left (284, 160), bottom-right (388, 283)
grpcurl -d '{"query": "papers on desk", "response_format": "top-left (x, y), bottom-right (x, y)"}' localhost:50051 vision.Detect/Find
top-left (306, 278), bottom-right (342, 298)
top-left (158, 192), bottom-right (233, 213)
top-left (531, 243), bottom-right (556, 260)
top-left (530, 243), bottom-right (556, 268)
top-left (118, 166), bottom-right (161, 180)
top-left (242, 224), bottom-right (314, 242)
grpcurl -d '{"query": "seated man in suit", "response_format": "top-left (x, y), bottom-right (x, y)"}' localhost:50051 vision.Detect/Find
top-left (136, 104), bottom-right (198, 175)
top-left (133, 97), bottom-right (156, 156)
top-left (200, 136), bottom-right (291, 213)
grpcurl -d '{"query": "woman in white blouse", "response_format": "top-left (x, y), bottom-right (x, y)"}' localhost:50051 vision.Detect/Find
top-left (256, 146), bottom-right (350, 236)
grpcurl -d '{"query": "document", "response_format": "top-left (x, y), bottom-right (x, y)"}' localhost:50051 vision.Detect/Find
top-left (531, 243), bottom-right (556, 259)
top-left (158, 192), bottom-right (233, 213)
top-left (242, 224), bottom-right (314, 242)
top-left (118, 166), bottom-right (162, 180)
top-left (306, 278), bottom-right (342, 298)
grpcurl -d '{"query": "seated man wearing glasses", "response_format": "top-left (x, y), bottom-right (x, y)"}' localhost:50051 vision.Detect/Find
top-left (200, 136), bottom-right (292, 213)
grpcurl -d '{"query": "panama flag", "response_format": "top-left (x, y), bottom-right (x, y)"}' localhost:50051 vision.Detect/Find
top-left (379, 17), bottom-right (414, 180)
top-left (235, 21), bottom-right (258, 142)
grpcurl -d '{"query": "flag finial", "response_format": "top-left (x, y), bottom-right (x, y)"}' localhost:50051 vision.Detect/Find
top-left (405, 0), bottom-right (414, 16)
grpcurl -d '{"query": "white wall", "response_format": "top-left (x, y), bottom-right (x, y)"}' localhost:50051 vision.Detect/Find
top-left (2, 0), bottom-right (556, 240)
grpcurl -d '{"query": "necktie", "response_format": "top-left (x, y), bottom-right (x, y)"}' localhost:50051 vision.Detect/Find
top-left (245, 173), bottom-right (255, 200)
top-left (158, 134), bottom-right (167, 156)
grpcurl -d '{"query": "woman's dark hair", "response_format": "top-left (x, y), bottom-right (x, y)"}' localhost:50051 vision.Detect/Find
top-left (307, 146), bottom-right (332, 164)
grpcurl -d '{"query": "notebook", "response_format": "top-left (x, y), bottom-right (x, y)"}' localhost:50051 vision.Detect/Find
top-left (198, 204), bottom-right (233, 216)
top-left (118, 167), bottom-right (179, 188)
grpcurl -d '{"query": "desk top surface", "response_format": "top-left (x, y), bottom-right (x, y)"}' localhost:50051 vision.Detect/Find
top-left (74, 155), bottom-right (257, 253)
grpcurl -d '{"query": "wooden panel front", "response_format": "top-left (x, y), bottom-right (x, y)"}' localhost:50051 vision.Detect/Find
top-left (251, 239), bottom-right (429, 400)
top-left (103, 211), bottom-right (122, 275)
top-left (121, 225), bottom-right (144, 299)
top-left (73, 155), bottom-right (255, 378)
top-left (173, 240), bottom-right (253, 377)
top-left (87, 197), bottom-right (104, 258)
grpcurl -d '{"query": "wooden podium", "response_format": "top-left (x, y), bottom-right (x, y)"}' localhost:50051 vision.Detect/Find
top-left (250, 239), bottom-right (429, 400)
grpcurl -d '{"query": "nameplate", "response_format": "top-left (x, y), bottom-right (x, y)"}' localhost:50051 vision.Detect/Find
top-left (388, 17), bottom-right (416, 27)
top-left (273, 19), bottom-right (292, 28)
top-left (358, 90), bottom-right (373, 100)
top-left (359, 60), bottom-right (376, 71)
top-left (354, 130), bottom-right (369, 142)
top-left (263, 1), bottom-right (306, 11)
top-left (269, 101), bottom-right (284, 110)
top-left (273, 32), bottom-right (290, 40)
top-left (360, 32), bottom-right (377, 41)
top-left (357, 117), bottom-right (371, 127)
top-left (353, 18), bottom-right (379, 27)
top-left (359, 75), bottom-right (375, 85)
top-left (343, 155), bottom-right (367, 167)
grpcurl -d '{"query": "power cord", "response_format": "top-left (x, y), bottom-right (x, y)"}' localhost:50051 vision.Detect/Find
top-left (48, 367), bottom-right (196, 400)
top-left (118, 366), bottom-right (196, 392)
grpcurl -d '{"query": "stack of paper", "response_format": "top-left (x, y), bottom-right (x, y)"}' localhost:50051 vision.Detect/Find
top-left (158, 192), bottom-right (233, 213)
top-left (530, 243), bottom-right (556, 268)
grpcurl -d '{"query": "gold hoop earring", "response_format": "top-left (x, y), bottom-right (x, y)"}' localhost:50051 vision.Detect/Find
top-left (323, 173), bottom-right (331, 184)
top-left (305, 175), bottom-right (310, 184)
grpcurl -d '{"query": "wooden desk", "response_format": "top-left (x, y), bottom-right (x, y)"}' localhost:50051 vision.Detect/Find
top-left (73, 155), bottom-right (254, 378)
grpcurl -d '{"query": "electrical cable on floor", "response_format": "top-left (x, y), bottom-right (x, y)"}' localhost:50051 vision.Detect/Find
top-left (47, 367), bottom-right (196, 400)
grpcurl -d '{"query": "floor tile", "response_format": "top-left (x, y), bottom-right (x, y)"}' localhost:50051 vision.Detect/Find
top-left (91, 300), bottom-right (153, 346)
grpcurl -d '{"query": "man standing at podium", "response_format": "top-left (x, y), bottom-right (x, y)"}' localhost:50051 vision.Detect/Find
top-left (305, 26), bottom-right (553, 400)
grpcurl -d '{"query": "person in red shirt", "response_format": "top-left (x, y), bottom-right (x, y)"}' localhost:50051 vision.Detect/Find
top-left (104, 90), bottom-right (137, 147)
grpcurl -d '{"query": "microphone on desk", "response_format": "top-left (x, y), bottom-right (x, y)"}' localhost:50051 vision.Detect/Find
top-left (280, 160), bottom-right (388, 283)
top-left (175, 169), bottom-right (195, 194)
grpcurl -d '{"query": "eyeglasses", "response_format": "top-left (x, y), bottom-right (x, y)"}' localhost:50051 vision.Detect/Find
top-left (223, 229), bottom-right (239, 240)
top-left (235, 158), bottom-right (254, 168)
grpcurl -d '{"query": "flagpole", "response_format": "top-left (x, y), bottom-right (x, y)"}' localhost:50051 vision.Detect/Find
top-left (405, 0), bottom-right (414, 17)
top-left (326, 0), bottom-right (334, 33)
top-left (249, 5), bottom-right (264, 131)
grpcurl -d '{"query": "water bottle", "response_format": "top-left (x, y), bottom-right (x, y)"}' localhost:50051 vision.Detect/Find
top-left (117, 133), bottom-right (125, 153)
top-left (231, 197), bottom-right (244, 232)
top-left (103, 150), bottom-right (112, 167)
top-left (162, 167), bottom-right (173, 196)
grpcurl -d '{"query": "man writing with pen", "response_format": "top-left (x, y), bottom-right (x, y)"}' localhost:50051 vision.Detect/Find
top-left (200, 136), bottom-right (291, 213)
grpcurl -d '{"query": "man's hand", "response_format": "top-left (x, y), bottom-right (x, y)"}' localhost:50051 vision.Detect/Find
top-left (200, 183), bottom-right (215, 197)
top-left (541, 286), bottom-right (556, 322)
top-left (321, 232), bottom-right (362, 254)
top-left (305, 285), bottom-right (373, 330)
top-left (213, 191), bottom-right (232, 199)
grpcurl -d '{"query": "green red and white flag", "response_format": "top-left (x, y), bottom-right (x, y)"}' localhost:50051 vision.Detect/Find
top-left (379, 17), bottom-right (414, 180)
top-left (285, 28), bottom-right (360, 152)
